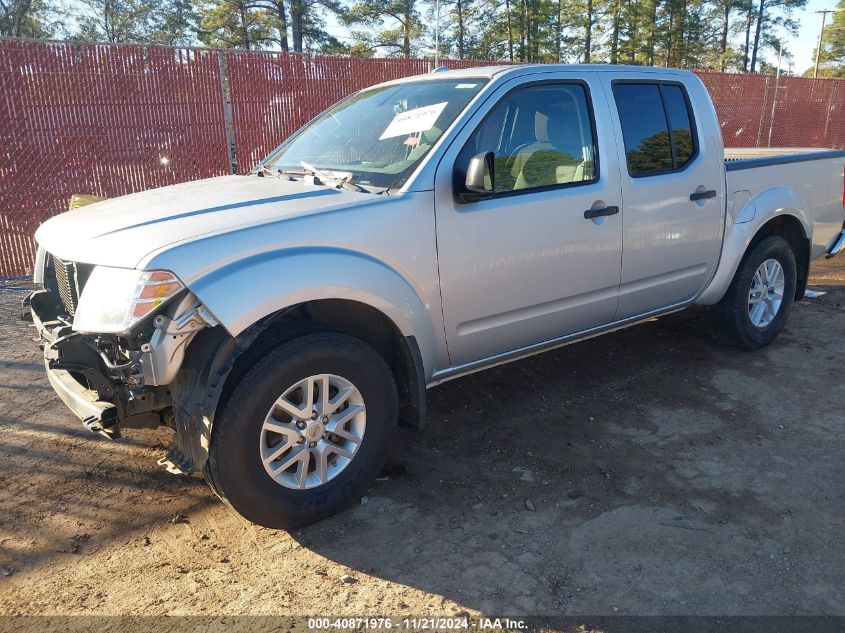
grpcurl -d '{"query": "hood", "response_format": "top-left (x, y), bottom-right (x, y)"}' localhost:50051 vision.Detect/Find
top-left (35, 175), bottom-right (368, 268)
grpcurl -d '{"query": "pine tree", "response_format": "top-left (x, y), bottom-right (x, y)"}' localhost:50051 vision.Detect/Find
top-left (196, 0), bottom-right (275, 49)
top-left (342, 0), bottom-right (425, 57)
top-left (747, 0), bottom-right (806, 73)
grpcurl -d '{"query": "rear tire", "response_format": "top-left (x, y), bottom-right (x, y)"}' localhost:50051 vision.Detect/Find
top-left (206, 331), bottom-right (398, 529)
top-left (708, 235), bottom-right (796, 349)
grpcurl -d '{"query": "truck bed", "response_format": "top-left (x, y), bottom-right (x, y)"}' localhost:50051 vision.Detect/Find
top-left (724, 146), bottom-right (845, 167)
top-left (723, 146), bottom-right (845, 261)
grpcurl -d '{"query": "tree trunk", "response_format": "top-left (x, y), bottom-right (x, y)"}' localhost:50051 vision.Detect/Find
top-left (104, 0), bottom-right (115, 42)
top-left (505, 0), bottom-right (514, 61)
top-left (720, 0), bottom-right (730, 71)
top-left (678, 0), bottom-right (688, 66)
top-left (646, 0), bottom-right (657, 65)
top-left (556, 0), bottom-right (563, 62)
top-left (610, 0), bottom-right (620, 64)
top-left (238, 0), bottom-right (251, 49)
top-left (290, 0), bottom-right (303, 52)
top-left (628, 0), bottom-right (638, 63)
top-left (12, 0), bottom-right (34, 36)
top-left (584, 0), bottom-right (592, 63)
top-left (275, 0), bottom-right (289, 52)
top-left (666, 9), bottom-right (674, 65)
top-left (456, 0), bottom-right (465, 59)
top-left (525, 0), bottom-right (532, 62)
top-left (743, 10), bottom-right (753, 72)
top-left (402, 3), bottom-right (411, 58)
top-left (519, 0), bottom-right (526, 61)
top-left (750, 0), bottom-right (765, 73)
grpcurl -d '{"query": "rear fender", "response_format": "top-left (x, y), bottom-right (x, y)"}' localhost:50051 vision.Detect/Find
top-left (696, 187), bottom-right (810, 305)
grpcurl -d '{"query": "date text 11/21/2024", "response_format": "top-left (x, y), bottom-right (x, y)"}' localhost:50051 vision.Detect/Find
top-left (307, 617), bottom-right (527, 630)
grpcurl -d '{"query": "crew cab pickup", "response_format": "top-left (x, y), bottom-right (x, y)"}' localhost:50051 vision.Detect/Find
top-left (28, 65), bottom-right (845, 528)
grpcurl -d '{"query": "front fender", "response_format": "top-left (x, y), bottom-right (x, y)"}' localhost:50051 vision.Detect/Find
top-left (185, 246), bottom-right (438, 379)
top-left (696, 186), bottom-right (811, 305)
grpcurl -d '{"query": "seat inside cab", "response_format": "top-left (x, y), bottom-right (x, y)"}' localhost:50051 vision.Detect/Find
top-left (463, 83), bottom-right (596, 193)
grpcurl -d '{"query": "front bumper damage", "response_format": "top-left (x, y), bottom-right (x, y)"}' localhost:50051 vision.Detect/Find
top-left (27, 288), bottom-right (172, 438)
top-left (26, 287), bottom-right (215, 446)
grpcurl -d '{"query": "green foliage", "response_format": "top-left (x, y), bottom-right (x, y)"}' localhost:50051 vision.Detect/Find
top-left (0, 0), bottom-right (61, 37)
top-left (196, 0), bottom-right (275, 49)
top-left (342, 0), bottom-right (425, 57)
top-left (72, 0), bottom-right (197, 44)
top-left (1, 0), bottom-right (841, 78)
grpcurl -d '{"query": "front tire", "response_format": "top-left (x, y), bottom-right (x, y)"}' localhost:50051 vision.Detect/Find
top-left (708, 235), bottom-right (797, 349)
top-left (207, 331), bottom-right (398, 529)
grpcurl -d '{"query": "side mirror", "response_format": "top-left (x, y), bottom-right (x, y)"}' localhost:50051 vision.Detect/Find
top-left (461, 151), bottom-right (495, 202)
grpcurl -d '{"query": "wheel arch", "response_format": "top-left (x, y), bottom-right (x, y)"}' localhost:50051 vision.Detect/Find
top-left (162, 248), bottom-right (438, 475)
top-left (697, 202), bottom-right (811, 305)
top-left (164, 297), bottom-right (428, 477)
top-left (213, 299), bottom-right (428, 433)
top-left (746, 214), bottom-right (810, 300)
top-left (185, 246), bottom-right (438, 374)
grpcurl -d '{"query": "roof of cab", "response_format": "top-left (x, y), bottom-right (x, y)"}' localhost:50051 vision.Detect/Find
top-left (371, 63), bottom-right (693, 89)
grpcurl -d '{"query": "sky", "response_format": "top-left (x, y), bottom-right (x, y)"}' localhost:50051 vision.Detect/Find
top-left (788, 0), bottom-right (834, 74)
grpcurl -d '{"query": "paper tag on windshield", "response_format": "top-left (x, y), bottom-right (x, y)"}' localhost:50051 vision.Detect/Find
top-left (379, 102), bottom-right (448, 140)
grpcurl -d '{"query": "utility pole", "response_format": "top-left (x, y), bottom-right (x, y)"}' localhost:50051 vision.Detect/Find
top-left (434, 0), bottom-right (440, 68)
top-left (767, 40), bottom-right (783, 148)
top-left (814, 9), bottom-right (839, 78)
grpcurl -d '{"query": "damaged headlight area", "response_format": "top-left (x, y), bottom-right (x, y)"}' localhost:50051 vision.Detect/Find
top-left (29, 258), bottom-right (218, 440)
top-left (73, 267), bottom-right (185, 334)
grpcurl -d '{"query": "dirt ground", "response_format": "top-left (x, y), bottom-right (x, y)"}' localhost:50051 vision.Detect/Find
top-left (0, 259), bottom-right (843, 619)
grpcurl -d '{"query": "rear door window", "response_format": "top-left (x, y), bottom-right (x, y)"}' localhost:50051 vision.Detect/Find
top-left (613, 82), bottom-right (697, 177)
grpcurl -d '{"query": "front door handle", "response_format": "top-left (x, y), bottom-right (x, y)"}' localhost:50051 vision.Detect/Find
top-left (584, 205), bottom-right (619, 220)
top-left (690, 189), bottom-right (717, 201)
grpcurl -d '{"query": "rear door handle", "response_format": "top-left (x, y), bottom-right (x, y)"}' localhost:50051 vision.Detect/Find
top-left (584, 205), bottom-right (619, 220)
top-left (690, 189), bottom-right (717, 201)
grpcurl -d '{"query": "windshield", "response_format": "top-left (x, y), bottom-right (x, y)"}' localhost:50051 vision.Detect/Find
top-left (262, 79), bottom-right (488, 190)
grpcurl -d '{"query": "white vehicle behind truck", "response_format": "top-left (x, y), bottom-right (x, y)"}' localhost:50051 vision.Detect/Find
top-left (27, 65), bottom-right (845, 528)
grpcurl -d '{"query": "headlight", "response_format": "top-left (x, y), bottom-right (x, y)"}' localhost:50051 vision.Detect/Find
top-left (73, 267), bottom-right (184, 334)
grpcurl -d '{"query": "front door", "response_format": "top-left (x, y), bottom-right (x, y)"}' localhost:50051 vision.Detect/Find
top-left (434, 75), bottom-right (624, 367)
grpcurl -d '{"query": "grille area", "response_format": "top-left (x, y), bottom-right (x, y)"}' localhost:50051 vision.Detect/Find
top-left (49, 256), bottom-right (92, 317)
top-left (52, 256), bottom-right (79, 316)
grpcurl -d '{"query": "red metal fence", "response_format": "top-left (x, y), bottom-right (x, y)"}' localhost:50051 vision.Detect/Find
top-left (0, 39), bottom-right (230, 277)
top-left (1, 38), bottom-right (844, 277)
top-left (697, 71), bottom-right (845, 149)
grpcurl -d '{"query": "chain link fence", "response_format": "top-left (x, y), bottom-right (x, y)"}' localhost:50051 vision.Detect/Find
top-left (1, 37), bottom-right (844, 278)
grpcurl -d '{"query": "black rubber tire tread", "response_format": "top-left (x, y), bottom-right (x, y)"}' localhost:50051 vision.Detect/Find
top-left (206, 331), bottom-right (398, 529)
top-left (708, 235), bottom-right (796, 350)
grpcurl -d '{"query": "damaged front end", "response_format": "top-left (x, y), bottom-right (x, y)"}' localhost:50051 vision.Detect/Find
top-left (27, 254), bottom-right (218, 447)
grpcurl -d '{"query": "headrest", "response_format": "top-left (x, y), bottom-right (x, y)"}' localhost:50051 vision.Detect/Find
top-left (535, 103), bottom-right (580, 151)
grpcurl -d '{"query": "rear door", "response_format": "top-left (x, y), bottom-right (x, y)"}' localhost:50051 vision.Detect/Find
top-left (433, 72), bottom-right (624, 367)
top-left (603, 75), bottom-right (725, 319)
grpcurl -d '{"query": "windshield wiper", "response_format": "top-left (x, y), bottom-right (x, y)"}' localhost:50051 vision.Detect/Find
top-left (297, 161), bottom-right (371, 194)
top-left (260, 163), bottom-right (388, 194)
top-left (253, 165), bottom-right (282, 178)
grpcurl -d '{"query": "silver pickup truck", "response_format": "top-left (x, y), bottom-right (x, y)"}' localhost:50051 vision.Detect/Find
top-left (28, 65), bottom-right (845, 528)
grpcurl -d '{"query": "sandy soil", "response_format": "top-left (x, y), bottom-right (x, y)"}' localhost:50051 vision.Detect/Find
top-left (1, 259), bottom-right (843, 619)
